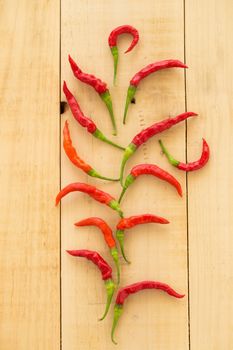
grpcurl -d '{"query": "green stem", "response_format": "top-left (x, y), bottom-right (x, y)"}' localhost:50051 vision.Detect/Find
top-left (123, 85), bottom-right (137, 124)
top-left (119, 174), bottom-right (135, 202)
top-left (88, 169), bottom-right (119, 182)
top-left (116, 230), bottom-right (131, 264)
top-left (100, 90), bottom-right (117, 136)
top-left (158, 139), bottom-right (179, 166)
top-left (111, 304), bottom-right (123, 344)
top-left (99, 279), bottom-right (116, 321)
top-left (120, 143), bottom-right (137, 185)
top-left (93, 129), bottom-right (125, 151)
top-left (110, 247), bottom-right (120, 284)
top-left (118, 187), bottom-right (127, 203)
top-left (109, 200), bottom-right (124, 218)
top-left (111, 46), bottom-right (118, 85)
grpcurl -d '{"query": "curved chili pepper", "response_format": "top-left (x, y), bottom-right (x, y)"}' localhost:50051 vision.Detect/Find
top-left (159, 138), bottom-right (210, 171)
top-left (75, 217), bottom-right (120, 283)
top-left (120, 111), bottom-right (197, 184)
top-left (108, 25), bottom-right (139, 84)
top-left (63, 82), bottom-right (124, 149)
top-left (116, 214), bottom-right (169, 263)
top-left (111, 280), bottom-right (185, 344)
top-left (63, 120), bottom-right (119, 181)
top-left (68, 55), bottom-right (117, 135)
top-left (123, 60), bottom-right (188, 124)
top-left (56, 183), bottom-right (123, 217)
top-left (119, 163), bottom-right (182, 203)
top-left (67, 250), bottom-right (116, 320)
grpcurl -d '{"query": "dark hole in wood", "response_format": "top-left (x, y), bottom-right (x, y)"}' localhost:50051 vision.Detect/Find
top-left (131, 98), bottom-right (136, 104)
top-left (60, 101), bottom-right (67, 114)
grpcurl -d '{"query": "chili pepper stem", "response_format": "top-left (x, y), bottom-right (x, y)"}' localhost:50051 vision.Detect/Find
top-left (93, 129), bottom-right (125, 150)
top-left (111, 304), bottom-right (123, 344)
top-left (158, 140), bottom-right (179, 166)
top-left (118, 187), bottom-right (127, 203)
top-left (116, 230), bottom-right (131, 264)
top-left (99, 279), bottom-right (116, 321)
top-left (109, 200), bottom-right (124, 218)
top-left (119, 174), bottom-right (135, 202)
top-left (88, 169), bottom-right (119, 182)
top-left (100, 91), bottom-right (117, 136)
top-left (111, 46), bottom-right (118, 85)
top-left (120, 143), bottom-right (137, 185)
top-left (123, 85), bottom-right (137, 124)
top-left (110, 247), bottom-right (120, 284)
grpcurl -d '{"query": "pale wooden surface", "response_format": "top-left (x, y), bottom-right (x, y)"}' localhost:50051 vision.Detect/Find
top-left (0, 1), bottom-right (60, 349)
top-left (61, 1), bottom-right (187, 349)
top-left (0, 0), bottom-right (232, 349)
top-left (186, 1), bottom-right (233, 349)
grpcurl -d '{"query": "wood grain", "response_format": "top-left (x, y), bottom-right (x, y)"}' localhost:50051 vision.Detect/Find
top-left (1, 1), bottom-right (232, 349)
top-left (0, 1), bottom-right (60, 349)
top-left (61, 1), bottom-right (188, 349)
top-left (186, 0), bottom-right (233, 349)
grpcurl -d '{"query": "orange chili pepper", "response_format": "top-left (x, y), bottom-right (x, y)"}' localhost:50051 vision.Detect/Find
top-left (63, 120), bottom-right (119, 181)
top-left (116, 214), bottom-right (169, 263)
top-left (75, 217), bottom-right (120, 283)
top-left (55, 182), bottom-right (123, 217)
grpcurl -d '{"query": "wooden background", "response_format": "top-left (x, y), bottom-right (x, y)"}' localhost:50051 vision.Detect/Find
top-left (1, 0), bottom-right (232, 349)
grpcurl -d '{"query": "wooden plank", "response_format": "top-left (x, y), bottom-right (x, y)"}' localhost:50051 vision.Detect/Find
top-left (186, 0), bottom-right (233, 348)
top-left (61, 1), bottom-right (189, 349)
top-left (0, 1), bottom-right (60, 349)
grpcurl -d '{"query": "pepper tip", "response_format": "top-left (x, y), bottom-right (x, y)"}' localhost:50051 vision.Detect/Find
top-left (190, 112), bottom-right (198, 116)
top-left (68, 54), bottom-right (78, 72)
top-left (63, 80), bottom-right (67, 91)
top-left (111, 335), bottom-right (118, 345)
top-left (177, 293), bottom-right (185, 299)
top-left (68, 54), bottom-right (73, 63)
top-left (98, 314), bottom-right (107, 321)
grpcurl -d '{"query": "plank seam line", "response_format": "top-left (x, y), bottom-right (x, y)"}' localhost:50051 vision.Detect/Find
top-left (183, 0), bottom-right (191, 349)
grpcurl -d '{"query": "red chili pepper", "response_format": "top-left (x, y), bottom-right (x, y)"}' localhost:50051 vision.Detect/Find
top-left (67, 249), bottom-right (116, 320)
top-left (116, 214), bottom-right (169, 263)
top-left (108, 25), bottom-right (139, 84)
top-left (63, 120), bottom-right (119, 181)
top-left (68, 55), bottom-right (117, 135)
top-left (75, 217), bottom-right (120, 283)
top-left (63, 81), bottom-right (124, 150)
top-left (111, 280), bottom-right (185, 344)
top-left (117, 214), bottom-right (169, 230)
top-left (120, 111), bottom-right (197, 184)
top-left (123, 60), bottom-right (188, 124)
top-left (119, 163), bottom-right (182, 205)
top-left (56, 183), bottom-right (123, 217)
top-left (159, 138), bottom-right (210, 171)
